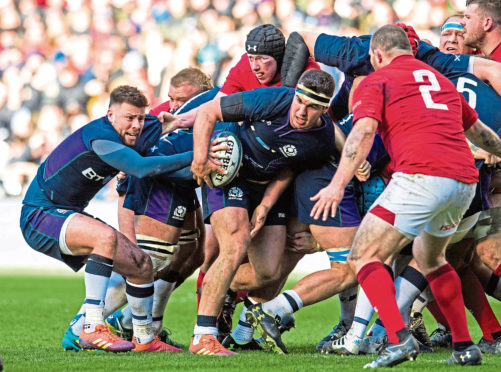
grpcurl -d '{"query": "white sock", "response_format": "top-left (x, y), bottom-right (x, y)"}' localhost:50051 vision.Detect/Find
top-left (121, 306), bottom-right (133, 329)
top-left (126, 281), bottom-right (154, 344)
top-left (151, 278), bottom-right (176, 334)
top-left (231, 305), bottom-right (254, 344)
top-left (83, 255), bottom-right (113, 332)
top-left (263, 290), bottom-right (303, 319)
top-left (411, 286), bottom-right (434, 315)
top-left (103, 272), bottom-right (127, 317)
top-left (339, 286), bottom-right (357, 326)
top-left (395, 266), bottom-right (428, 324)
top-left (351, 287), bottom-right (374, 339)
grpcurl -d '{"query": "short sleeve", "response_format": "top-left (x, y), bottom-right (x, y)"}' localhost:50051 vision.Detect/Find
top-left (352, 75), bottom-right (384, 125)
top-left (220, 55), bottom-right (247, 95)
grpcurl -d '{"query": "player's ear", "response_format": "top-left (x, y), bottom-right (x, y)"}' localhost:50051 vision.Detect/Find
top-left (107, 107), bottom-right (114, 122)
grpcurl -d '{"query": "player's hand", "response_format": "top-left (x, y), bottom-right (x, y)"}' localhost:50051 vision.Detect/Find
top-left (286, 231), bottom-right (321, 254)
top-left (355, 160), bottom-right (371, 182)
top-left (310, 183), bottom-right (345, 221)
top-left (117, 171), bottom-right (127, 180)
top-left (393, 22), bottom-right (420, 55)
top-left (250, 204), bottom-right (269, 238)
top-left (474, 148), bottom-right (501, 166)
top-left (208, 137), bottom-right (230, 163)
top-left (157, 111), bottom-right (180, 133)
top-left (190, 159), bottom-right (225, 188)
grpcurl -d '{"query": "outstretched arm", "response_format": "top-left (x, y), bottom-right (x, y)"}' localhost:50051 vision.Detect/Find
top-left (92, 139), bottom-right (193, 178)
top-left (310, 116), bottom-right (377, 221)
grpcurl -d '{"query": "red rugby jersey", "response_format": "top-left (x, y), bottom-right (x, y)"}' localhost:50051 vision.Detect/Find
top-left (352, 55), bottom-right (478, 183)
top-left (220, 53), bottom-right (320, 95)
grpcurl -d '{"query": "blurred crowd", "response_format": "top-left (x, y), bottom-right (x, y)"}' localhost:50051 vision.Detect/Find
top-left (0, 0), bottom-right (467, 198)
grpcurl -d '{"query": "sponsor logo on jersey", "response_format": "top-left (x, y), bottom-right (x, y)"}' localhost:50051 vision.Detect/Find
top-left (82, 167), bottom-right (105, 182)
top-left (228, 187), bottom-right (243, 200)
top-left (173, 205), bottom-right (187, 220)
top-left (279, 144), bottom-right (297, 158)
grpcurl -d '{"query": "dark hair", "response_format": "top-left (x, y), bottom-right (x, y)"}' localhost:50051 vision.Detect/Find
top-left (109, 85), bottom-right (148, 108)
top-left (370, 24), bottom-right (413, 54)
top-left (170, 67), bottom-right (213, 94)
top-left (245, 24), bottom-right (285, 68)
top-left (297, 69), bottom-right (335, 98)
top-left (466, 0), bottom-right (501, 25)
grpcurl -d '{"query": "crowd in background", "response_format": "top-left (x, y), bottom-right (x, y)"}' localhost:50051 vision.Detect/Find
top-left (0, 0), bottom-right (467, 198)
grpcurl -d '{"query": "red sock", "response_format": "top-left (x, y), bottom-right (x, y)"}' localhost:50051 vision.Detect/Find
top-left (495, 263), bottom-right (501, 277)
top-left (461, 267), bottom-right (501, 342)
top-left (427, 264), bottom-right (471, 343)
top-left (357, 262), bottom-right (406, 344)
top-left (196, 270), bottom-right (206, 310)
top-left (427, 300), bottom-right (450, 329)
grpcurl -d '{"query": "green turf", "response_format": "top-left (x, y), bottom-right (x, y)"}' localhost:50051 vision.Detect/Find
top-left (0, 273), bottom-right (500, 371)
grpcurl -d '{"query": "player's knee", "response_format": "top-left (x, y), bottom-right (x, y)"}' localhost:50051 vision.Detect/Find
top-left (255, 266), bottom-right (280, 286)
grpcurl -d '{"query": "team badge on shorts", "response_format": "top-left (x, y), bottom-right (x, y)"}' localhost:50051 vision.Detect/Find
top-left (228, 187), bottom-right (243, 200)
top-left (173, 205), bottom-right (187, 220)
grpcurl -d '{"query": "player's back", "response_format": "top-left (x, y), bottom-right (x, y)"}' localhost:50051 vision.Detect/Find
top-left (353, 55), bottom-right (478, 183)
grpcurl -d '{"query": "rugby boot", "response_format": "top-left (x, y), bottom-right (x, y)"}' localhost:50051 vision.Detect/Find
top-left (62, 326), bottom-right (82, 352)
top-left (189, 334), bottom-right (236, 356)
top-left (105, 309), bottom-right (133, 341)
top-left (216, 289), bottom-right (237, 342)
top-left (316, 321), bottom-right (350, 351)
top-left (477, 336), bottom-right (501, 354)
top-left (359, 335), bottom-right (387, 355)
top-left (158, 328), bottom-right (185, 349)
top-left (430, 325), bottom-right (452, 348)
top-left (221, 335), bottom-right (263, 351)
top-left (246, 303), bottom-right (288, 354)
top-left (277, 312), bottom-right (295, 334)
top-left (321, 332), bottom-right (362, 355)
top-left (79, 324), bottom-right (135, 352)
top-left (409, 312), bottom-right (432, 347)
top-left (133, 336), bottom-right (183, 353)
top-left (445, 344), bottom-right (482, 365)
top-left (363, 334), bottom-right (419, 368)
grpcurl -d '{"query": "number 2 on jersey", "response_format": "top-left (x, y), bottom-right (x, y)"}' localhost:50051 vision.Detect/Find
top-left (413, 69), bottom-right (448, 111)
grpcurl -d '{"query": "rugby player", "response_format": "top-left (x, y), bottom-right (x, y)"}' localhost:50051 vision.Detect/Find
top-left (21, 86), bottom-right (207, 353)
top-left (251, 25), bottom-right (501, 367)
top-left (188, 69), bottom-right (338, 355)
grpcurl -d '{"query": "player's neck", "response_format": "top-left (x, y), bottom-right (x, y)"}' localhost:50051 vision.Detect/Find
top-left (481, 31), bottom-right (501, 57)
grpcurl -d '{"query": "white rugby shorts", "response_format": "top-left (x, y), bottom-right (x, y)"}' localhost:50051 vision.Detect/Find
top-left (368, 172), bottom-right (476, 239)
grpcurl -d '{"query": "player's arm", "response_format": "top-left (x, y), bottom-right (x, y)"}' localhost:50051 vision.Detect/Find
top-left (250, 167), bottom-right (295, 237)
top-left (465, 119), bottom-right (501, 158)
top-left (191, 96), bottom-right (226, 187)
top-left (471, 57), bottom-right (501, 96)
top-left (157, 90), bottom-right (227, 133)
top-left (92, 139), bottom-right (193, 178)
top-left (310, 116), bottom-right (377, 221)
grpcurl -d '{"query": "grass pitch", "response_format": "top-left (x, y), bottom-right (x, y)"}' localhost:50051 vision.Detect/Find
top-left (1, 273), bottom-right (500, 371)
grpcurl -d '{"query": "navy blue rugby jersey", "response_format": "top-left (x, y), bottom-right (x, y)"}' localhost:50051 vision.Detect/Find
top-left (23, 114), bottom-right (161, 210)
top-left (220, 87), bottom-right (336, 182)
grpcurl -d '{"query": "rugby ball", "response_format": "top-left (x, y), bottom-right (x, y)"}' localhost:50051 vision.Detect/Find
top-left (210, 131), bottom-right (243, 187)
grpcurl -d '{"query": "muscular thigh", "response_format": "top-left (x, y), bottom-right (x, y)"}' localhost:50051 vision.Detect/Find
top-left (349, 213), bottom-right (410, 271)
top-left (247, 225), bottom-right (287, 273)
